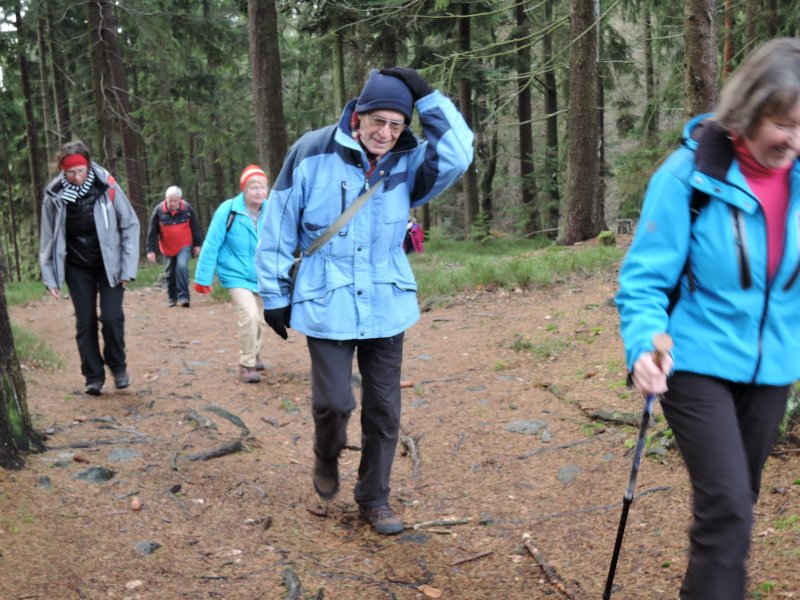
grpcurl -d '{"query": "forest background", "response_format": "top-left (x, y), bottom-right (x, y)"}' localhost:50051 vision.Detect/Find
top-left (1, 0), bottom-right (799, 283)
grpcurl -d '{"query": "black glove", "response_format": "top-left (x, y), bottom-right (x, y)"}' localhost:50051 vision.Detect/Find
top-left (264, 306), bottom-right (291, 340)
top-left (379, 67), bottom-right (433, 102)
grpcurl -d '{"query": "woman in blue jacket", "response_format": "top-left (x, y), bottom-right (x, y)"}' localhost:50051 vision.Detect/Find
top-left (256, 68), bottom-right (473, 535)
top-left (194, 165), bottom-right (268, 384)
top-left (616, 38), bottom-right (800, 599)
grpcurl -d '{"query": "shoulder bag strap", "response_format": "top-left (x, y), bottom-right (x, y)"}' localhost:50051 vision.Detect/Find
top-left (303, 178), bottom-right (384, 257)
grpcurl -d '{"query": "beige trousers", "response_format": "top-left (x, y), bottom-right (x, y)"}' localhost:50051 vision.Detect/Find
top-left (228, 288), bottom-right (264, 368)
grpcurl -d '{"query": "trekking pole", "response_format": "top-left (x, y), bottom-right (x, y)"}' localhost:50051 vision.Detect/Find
top-left (603, 333), bottom-right (673, 599)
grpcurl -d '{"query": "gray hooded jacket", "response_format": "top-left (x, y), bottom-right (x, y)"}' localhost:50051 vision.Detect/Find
top-left (39, 162), bottom-right (140, 289)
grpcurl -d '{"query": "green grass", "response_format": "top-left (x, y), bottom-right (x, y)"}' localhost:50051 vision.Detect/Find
top-left (11, 325), bottom-right (64, 370)
top-left (4, 280), bottom-right (48, 307)
top-left (410, 237), bottom-right (624, 298)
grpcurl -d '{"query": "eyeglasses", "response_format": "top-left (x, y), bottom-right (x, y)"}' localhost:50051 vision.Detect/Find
top-left (366, 114), bottom-right (406, 134)
top-left (64, 166), bottom-right (88, 177)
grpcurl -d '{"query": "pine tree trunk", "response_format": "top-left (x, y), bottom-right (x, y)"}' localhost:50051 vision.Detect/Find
top-left (0, 267), bottom-right (43, 470)
top-left (722, 0), bottom-right (734, 80)
top-left (331, 16), bottom-right (346, 111)
top-left (595, 0), bottom-right (606, 232)
top-left (1, 142), bottom-right (22, 281)
top-left (543, 0), bottom-right (560, 231)
top-left (45, 0), bottom-right (70, 143)
top-left (744, 0), bottom-right (757, 52)
top-left (644, 0), bottom-right (659, 140)
top-left (516, 1), bottom-right (537, 234)
top-left (15, 2), bottom-right (46, 234)
top-left (458, 1), bottom-right (478, 239)
top-left (96, 0), bottom-right (146, 246)
top-left (36, 16), bottom-right (53, 156)
top-left (87, 1), bottom-right (117, 173)
top-left (561, 0), bottom-right (600, 244)
top-left (248, 0), bottom-right (288, 182)
top-left (684, 0), bottom-right (718, 115)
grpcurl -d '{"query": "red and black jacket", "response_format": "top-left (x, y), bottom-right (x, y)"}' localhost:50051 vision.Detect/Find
top-left (145, 199), bottom-right (204, 257)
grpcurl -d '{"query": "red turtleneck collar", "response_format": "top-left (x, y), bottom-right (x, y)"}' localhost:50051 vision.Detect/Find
top-left (732, 133), bottom-right (791, 280)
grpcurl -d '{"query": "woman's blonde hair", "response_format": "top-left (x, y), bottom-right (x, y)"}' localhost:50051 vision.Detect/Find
top-left (715, 38), bottom-right (800, 137)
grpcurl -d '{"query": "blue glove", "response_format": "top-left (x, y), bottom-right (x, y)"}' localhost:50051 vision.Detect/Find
top-left (379, 67), bottom-right (433, 102)
top-left (264, 306), bottom-right (291, 340)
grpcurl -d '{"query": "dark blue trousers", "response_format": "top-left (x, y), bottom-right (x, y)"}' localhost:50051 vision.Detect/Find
top-left (164, 245), bottom-right (191, 303)
top-left (662, 372), bottom-right (788, 600)
top-left (65, 263), bottom-right (127, 384)
top-left (306, 333), bottom-right (404, 508)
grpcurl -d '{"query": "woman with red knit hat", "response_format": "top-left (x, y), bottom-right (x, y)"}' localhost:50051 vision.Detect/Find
top-left (39, 140), bottom-right (140, 396)
top-left (194, 165), bottom-right (269, 383)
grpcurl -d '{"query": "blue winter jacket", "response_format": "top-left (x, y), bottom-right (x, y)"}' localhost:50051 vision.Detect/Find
top-left (616, 114), bottom-right (800, 386)
top-left (256, 90), bottom-right (474, 340)
top-left (195, 193), bottom-right (265, 292)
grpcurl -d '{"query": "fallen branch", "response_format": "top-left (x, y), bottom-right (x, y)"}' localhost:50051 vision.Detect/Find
top-left (186, 440), bottom-right (243, 462)
top-left (413, 517), bottom-right (471, 529)
top-left (522, 533), bottom-right (581, 599)
top-left (771, 447), bottom-right (800, 455)
top-left (588, 409), bottom-right (641, 427)
top-left (55, 436), bottom-right (147, 449)
top-left (451, 549), bottom-right (493, 566)
top-left (517, 437), bottom-right (597, 460)
top-left (282, 567), bottom-right (303, 600)
top-left (204, 405), bottom-right (249, 435)
top-left (260, 416), bottom-right (290, 428)
top-left (419, 375), bottom-right (462, 384)
top-left (400, 433), bottom-right (422, 478)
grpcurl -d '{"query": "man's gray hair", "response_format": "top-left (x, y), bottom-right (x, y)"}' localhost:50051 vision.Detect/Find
top-left (165, 185), bottom-right (182, 199)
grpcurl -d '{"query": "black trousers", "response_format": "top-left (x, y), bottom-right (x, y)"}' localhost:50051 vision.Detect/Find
top-left (662, 371), bottom-right (788, 600)
top-left (65, 263), bottom-right (127, 384)
top-left (306, 333), bottom-right (403, 508)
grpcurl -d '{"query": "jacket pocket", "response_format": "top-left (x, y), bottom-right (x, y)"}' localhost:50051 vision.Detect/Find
top-left (783, 212), bottom-right (800, 291)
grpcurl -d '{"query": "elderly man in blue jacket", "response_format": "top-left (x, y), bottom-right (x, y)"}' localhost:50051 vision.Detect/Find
top-left (256, 67), bottom-right (473, 535)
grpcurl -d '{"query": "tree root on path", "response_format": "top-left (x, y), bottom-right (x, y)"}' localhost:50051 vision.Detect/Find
top-left (185, 439), bottom-right (243, 462)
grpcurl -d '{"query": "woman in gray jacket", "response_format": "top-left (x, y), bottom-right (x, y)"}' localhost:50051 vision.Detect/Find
top-left (39, 140), bottom-right (140, 395)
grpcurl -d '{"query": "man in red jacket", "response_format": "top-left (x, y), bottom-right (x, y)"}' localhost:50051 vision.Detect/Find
top-left (146, 185), bottom-right (203, 307)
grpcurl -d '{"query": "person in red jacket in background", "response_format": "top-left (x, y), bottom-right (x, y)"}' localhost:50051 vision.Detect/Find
top-left (146, 185), bottom-right (203, 307)
top-left (403, 217), bottom-right (424, 254)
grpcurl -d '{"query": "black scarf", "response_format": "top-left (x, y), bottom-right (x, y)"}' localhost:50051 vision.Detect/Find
top-left (59, 168), bottom-right (96, 203)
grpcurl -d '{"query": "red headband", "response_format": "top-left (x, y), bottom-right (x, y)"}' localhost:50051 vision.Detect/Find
top-left (61, 154), bottom-right (89, 170)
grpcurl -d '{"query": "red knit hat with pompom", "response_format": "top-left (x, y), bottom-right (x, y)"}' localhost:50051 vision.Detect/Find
top-left (240, 165), bottom-right (268, 189)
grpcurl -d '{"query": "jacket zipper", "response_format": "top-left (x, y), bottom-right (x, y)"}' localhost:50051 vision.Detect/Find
top-left (751, 288), bottom-right (770, 382)
top-left (339, 181), bottom-right (348, 236)
top-left (732, 207), bottom-right (752, 289)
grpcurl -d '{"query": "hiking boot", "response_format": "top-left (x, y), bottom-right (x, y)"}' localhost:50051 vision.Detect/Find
top-left (84, 381), bottom-right (103, 396)
top-left (114, 371), bottom-right (131, 389)
top-left (313, 456), bottom-right (339, 498)
top-left (239, 365), bottom-right (261, 384)
top-left (179, 298), bottom-right (190, 308)
top-left (359, 504), bottom-right (404, 535)
top-left (255, 354), bottom-right (266, 371)
top-left (168, 299), bottom-right (177, 307)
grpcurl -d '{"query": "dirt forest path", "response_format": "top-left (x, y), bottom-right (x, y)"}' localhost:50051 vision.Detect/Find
top-left (3, 262), bottom-right (799, 600)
